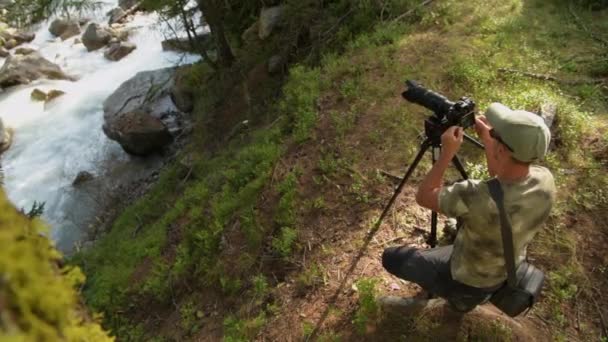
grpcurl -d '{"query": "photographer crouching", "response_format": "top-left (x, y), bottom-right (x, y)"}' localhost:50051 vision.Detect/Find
top-left (381, 103), bottom-right (556, 313)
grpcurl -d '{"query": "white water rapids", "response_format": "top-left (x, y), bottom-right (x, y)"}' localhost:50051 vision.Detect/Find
top-left (0, 1), bottom-right (199, 253)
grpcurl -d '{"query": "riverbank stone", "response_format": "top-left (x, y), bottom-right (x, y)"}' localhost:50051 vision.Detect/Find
top-left (104, 41), bottom-right (136, 61)
top-left (49, 18), bottom-right (81, 40)
top-left (82, 23), bottom-right (112, 51)
top-left (103, 67), bottom-right (188, 155)
top-left (0, 52), bottom-right (75, 89)
top-left (103, 110), bottom-right (173, 156)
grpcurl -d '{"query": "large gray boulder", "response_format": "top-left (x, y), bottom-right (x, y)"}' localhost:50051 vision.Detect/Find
top-left (82, 23), bottom-right (112, 51)
top-left (259, 6), bottom-right (284, 40)
top-left (102, 110), bottom-right (173, 156)
top-left (49, 18), bottom-right (81, 40)
top-left (104, 41), bottom-right (136, 61)
top-left (0, 52), bottom-right (75, 89)
top-left (103, 67), bottom-right (189, 155)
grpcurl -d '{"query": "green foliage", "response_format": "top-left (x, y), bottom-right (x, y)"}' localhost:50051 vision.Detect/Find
top-left (272, 227), bottom-right (298, 258)
top-left (295, 263), bottom-right (324, 296)
top-left (223, 312), bottom-right (267, 342)
top-left (353, 278), bottom-right (380, 334)
top-left (0, 190), bottom-right (111, 341)
top-left (280, 66), bottom-right (322, 143)
top-left (6, 0), bottom-right (102, 27)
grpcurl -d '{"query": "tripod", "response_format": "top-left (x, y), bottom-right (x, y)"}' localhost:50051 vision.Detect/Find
top-left (306, 117), bottom-right (484, 341)
top-left (381, 117), bottom-right (484, 247)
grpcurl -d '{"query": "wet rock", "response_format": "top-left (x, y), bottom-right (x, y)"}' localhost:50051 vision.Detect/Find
top-left (31, 88), bottom-right (47, 101)
top-left (107, 7), bottom-right (125, 25)
top-left (0, 47), bottom-right (8, 57)
top-left (14, 47), bottom-right (35, 55)
top-left (10, 31), bottom-right (35, 44)
top-left (259, 6), bottom-right (284, 40)
top-left (49, 18), bottom-right (81, 40)
top-left (0, 52), bottom-right (75, 89)
top-left (46, 89), bottom-right (66, 102)
top-left (104, 41), bottom-right (136, 61)
top-left (73, 171), bottom-right (95, 186)
top-left (73, 38), bottom-right (81, 45)
top-left (4, 38), bottom-right (16, 49)
top-left (82, 23), bottom-right (112, 51)
top-left (103, 67), bottom-right (187, 155)
top-left (103, 110), bottom-right (173, 156)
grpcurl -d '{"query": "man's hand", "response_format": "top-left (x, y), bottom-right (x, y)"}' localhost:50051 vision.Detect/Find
top-left (441, 126), bottom-right (464, 159)
top-left (475, 116), bottom-right (492, 144)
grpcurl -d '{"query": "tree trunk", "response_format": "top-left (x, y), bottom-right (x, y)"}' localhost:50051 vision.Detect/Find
top-left (197, 0), bottom-right (235, 68)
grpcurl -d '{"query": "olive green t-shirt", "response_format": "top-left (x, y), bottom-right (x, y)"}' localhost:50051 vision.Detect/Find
top-left (439, 166), bottom-right (556, 288)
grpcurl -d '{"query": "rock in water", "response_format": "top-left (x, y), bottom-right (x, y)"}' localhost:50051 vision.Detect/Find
top-left (49, 18), bottom-right (81, 40)
top-left (31, 89), bottom-right (47, 101)
top-left (104, 41), bottom-right (136, 61)
top-left (72, 171), bottom-right (94, 186)
top-left (259, 6), bottom-right (284, 40)
top-left (103, 67), bottom-right (187, 155)
top-left (82, 23), bottom-right (112, 51)
top-left (14, 47), bottom-right (35, 55)
top-left (103, 110), bottom-right (173, 156)
top-left (0, 47), bottom-right (8, 57)
top-left (107, 7), bottom-right (125, 25)
top-left (46, 89), bottom-right (66, 102)
top-left (0, 52), bottom-right (75, 89)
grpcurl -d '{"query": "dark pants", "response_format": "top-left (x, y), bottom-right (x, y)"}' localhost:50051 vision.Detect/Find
top-left (382, 245), bottom-right (500, 312)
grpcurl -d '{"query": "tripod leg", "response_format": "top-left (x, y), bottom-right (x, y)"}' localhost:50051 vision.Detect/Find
top-left (375, 139), bottom-right (432, 226)
top-left (427, 147), bottom-right (441, 248)
top-left (464, 133), bottom-right (485, 150)
top-left (452, 155), bottom-right (469, 180)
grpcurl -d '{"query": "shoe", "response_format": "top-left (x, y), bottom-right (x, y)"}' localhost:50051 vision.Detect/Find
top-left (378, 296), bottom-right (442, 314)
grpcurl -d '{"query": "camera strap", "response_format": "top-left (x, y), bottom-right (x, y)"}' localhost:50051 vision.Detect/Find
top-left (487, 179), bottom-right (518, 288)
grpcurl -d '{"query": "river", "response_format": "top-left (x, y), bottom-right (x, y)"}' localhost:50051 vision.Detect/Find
top-left (0, 0), bottom-right (199, 253)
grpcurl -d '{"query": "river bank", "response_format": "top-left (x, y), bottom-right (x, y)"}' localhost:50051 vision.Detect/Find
top-left (0, 0), bottom-right (199, 254)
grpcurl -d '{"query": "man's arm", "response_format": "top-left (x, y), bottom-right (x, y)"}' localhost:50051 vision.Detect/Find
top-left (416, 126), bottom-right (464, 212)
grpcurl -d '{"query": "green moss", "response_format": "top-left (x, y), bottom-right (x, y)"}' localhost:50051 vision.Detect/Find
top-left (0, 190), bottom-right (111, 341)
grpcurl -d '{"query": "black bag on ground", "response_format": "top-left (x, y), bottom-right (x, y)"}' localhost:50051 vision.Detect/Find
top-left (487, 179), bottom-right (545, 317)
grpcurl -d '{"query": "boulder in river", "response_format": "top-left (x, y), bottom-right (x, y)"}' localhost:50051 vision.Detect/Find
top-left (72, 171), bottom-right (95, 186)
top-left (49, 18), bottom-right (81, 40)
top-left (0, 47), bottom-right (8, 57)
top-left (161, 34), bottom-right (212, 54)
top-left (31, 88), bottom-right (47, 101)
top-left (47, 89), bottom-right (66, 102)
top-left (107, 7), bottom-right (125, 25)
top-left (0, 52), bottom-right (75, 89)
top-left (103, 110), bottom-right (173, 156)
top-left (104, 41), bottom-right (136, 61)
top-left (103, 67), bottom-right (187, 155)
top-left (14, 47), bottom-right (35, 55)
top-left (82, 23), bottom-right (112, 51)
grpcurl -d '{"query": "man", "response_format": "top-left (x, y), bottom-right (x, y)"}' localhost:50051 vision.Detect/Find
top-left (381, 103), bottom-right (556, 312)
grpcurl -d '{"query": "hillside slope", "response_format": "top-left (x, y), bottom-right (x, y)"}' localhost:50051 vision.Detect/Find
top-left (73, 0), bottom-right (608, 340)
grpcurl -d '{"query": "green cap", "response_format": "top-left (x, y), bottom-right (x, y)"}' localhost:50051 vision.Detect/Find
top-left (484, 103), bottom-right (551, 162)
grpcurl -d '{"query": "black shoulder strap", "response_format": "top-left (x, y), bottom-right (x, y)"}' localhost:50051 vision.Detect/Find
top-left (487, 179), bottom-right (518, 287)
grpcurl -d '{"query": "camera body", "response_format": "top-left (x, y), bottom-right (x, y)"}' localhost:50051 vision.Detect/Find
top-left (402, 80), bottom-right (476, 133)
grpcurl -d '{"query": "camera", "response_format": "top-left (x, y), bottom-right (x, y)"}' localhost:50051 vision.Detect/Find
top-left (402, 80), bottom-right (476, 130)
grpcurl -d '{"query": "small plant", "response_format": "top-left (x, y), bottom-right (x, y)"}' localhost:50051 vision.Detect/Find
top-left (353, 278), bottom-right (380, 334)
top-left (295, 263), bottom-right (324, 296)
top-left (272, 227), bottom-right (298, 258)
